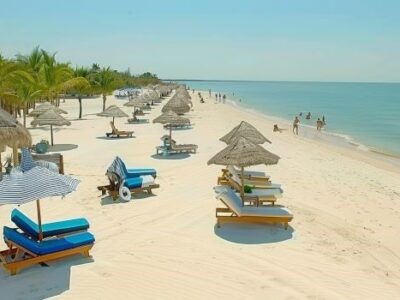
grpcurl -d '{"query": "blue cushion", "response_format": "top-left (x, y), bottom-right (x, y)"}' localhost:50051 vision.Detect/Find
top-left (123, 177), bottom-right (143, 189)
top-left (11, 209), bottom-right (90, 240)
top-left (3, 226), bottom-right (95, 256)
top-left (125, 168), bottom-right (156, 178)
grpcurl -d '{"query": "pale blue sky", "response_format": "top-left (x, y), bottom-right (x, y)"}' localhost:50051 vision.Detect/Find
top-left (1, 0), bottom-right (400, 82)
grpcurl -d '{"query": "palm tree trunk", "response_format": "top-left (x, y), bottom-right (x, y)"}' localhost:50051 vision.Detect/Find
top-left (102, 94), bottom-right (106, 111)
top-left (78, 96), bottom-right (82, 119)
top-left (23, 104), bottom-right (27, 127)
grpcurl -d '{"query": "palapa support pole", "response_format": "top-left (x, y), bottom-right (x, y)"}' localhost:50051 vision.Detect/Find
top-left (12, 146), bottom-right (19, 166)
top-left (240, 166), bottom-right (245, 206)
top-left (169, 124), bottom-right (172, 141)
top-left (36, 200), bottom-right (44, 241)
top-left (50, 125), bottom-right (54, 146)
top-left (112, 117), bottom-right (115, 125)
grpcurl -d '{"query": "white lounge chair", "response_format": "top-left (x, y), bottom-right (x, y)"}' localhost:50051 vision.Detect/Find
top-left (215, 188), bottom-right (293, 229)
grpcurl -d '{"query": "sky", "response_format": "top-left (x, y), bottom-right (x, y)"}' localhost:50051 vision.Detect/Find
top-left (1, 0), bottom-right (400, 82)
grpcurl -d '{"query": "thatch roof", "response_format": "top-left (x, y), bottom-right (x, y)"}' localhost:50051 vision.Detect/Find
top-left (31, 109), bottom-right (71, 127)
top-left (153, 111), bottom-right (190, 125)
top-left (208, 137), bottom-right (279, 167)
top-left (124, 98), bottom-right (147, 107)
top-left (161, 97), bottom-right (191, 115)
top-left (220, 121), bottom-right (271, 144)
top-left (0, 108), bottom-right (32, 148)
top-left (29, 102), bottom-right (67, 117)
top-left (0, 124), bottom-right (32, 148)
top-left (97, 105), bottom-right (128, 118)
top-left (0, 108), bottom-right (17, 127)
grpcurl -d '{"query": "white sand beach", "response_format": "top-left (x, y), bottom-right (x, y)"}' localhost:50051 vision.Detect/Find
top-left (1, 91), bottom-right (400, 299)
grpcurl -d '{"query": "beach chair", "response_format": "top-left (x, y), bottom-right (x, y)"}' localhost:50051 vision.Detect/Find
top-left (97, 172), bottom-right (159, 200)
top-left (221, 165), bottom-right (270, 182)
top-left (170, 139), bottom-right (198, 154)
top-left (214, 185), bottom-right (282, 206)
top-left (0, 226), bottom-right (94, 275)
top-left (163, 123), bottom-right (191, 130)
top-left (11, 209), bottom-right (89, 240)
top-left (219, 166), bottom-right (277, 190)
top-left (215, 189), bottom-right (293, 229)
top-left (106, 122), bottom-right (134, 138)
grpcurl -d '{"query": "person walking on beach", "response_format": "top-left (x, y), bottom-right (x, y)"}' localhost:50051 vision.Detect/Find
top-left (293, 116), bottom-right (300, 135)
top-left (215, 93), bottom-right (218, 101)
top-left (209, 89), bottom-right (211, 97)
top-left (223, 94), bottom-right (226, 103)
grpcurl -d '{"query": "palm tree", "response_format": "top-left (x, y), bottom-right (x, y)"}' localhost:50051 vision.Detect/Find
top-left (93, 67), bottom-right (116, 111)
top-left (0, 57), bottom-right (33, 113)
top-left (15, 82), bottom-right (42, 126)
top-left (39, 50), bottom-right (88, 107)
top-left (72, 67), bottom-right (91, 119)
top-left (15, 46), bottom-right (43, 75)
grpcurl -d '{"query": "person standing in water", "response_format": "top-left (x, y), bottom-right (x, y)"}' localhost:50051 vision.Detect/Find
top-left (293, 116), bottom-right (300, 135)
top-left (322, 115), bottom-right (326, 125)
top-left (316, 118), bottom-right (322, 131)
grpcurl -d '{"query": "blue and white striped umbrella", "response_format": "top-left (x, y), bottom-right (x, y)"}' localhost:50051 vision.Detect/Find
top-left (0, 166), bottom-right (79, 205)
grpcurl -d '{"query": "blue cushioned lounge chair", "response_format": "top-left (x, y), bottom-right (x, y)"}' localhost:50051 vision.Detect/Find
top-left (11, 209), bottom-right (89, 240)
top-left (0, 226), bottom-right (94, 275)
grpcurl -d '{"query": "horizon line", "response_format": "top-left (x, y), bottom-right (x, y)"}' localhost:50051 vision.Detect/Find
top-left (163, 78), bottom-right (400, 84)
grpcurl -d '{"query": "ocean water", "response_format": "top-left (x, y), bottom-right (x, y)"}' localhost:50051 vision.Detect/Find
top-left (179, 80), bottom-right (400, 157)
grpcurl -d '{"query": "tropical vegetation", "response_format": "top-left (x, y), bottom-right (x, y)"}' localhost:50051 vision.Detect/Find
top-left (0, 47), bottom-right (161, 121)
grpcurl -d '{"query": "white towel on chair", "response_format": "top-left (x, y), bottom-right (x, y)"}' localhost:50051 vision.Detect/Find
top-left (140, 175), bottom-right (154, 187)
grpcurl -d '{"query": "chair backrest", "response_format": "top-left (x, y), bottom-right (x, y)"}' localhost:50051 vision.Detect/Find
top-left (226, 176), bottom-right (241, 192)
top-left (218, 190), bottom-right (243, 217)
top-left (11, 209), bottom-right (39, 239)
top-left (106, 156), bottom-right (126, 181)
top-left (18, 152), bottom-right (64, 174)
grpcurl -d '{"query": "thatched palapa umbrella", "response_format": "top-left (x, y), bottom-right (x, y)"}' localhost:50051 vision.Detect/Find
top-left (29, 102), bottom-right (67, 117)
top-left (31, 108), bottom-right (71, 146)
top-left (208, 137), bottom-right (279, 202)
top-left (0, 108), bottom-right (32, 167)
top-left (220, 121), bottom-right (271, 144)
top-left (153, 111), bottom-right (190, 140)
top-left (97, 105), bottom-right (128, 125)
top-left (161, 97), bottom-right (191, 115)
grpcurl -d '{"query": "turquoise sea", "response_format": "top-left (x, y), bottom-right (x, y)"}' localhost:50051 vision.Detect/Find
top-left (178, 80), bottom-right (400, 157)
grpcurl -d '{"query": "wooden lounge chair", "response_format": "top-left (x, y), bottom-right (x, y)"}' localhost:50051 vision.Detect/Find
top-left (0, 227), bottom-right (94, 275)
top-left (216, 177), bottom-right (282, 206)
top-left (18, 152), bottom-right (64, 174)
top-left (219, 168), bottom-right (278, 190)
top-left (215, 189), bottom-right (293, 229)
top-left (106, 122), bottom-right (133, 138)
top-left (221, 165), bottom-right (271, 183)
top-left (97, 171), bottom-right (159, 200)
top-left (170, 139), bottom-right (197, 154)
top-left (11, 209), bottom-right (89, 240)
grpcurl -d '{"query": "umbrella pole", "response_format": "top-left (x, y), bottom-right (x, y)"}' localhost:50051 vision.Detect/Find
top-left (12, 146), bottom-right (19, 166)
top-left (169, 125), bottom-right (172, 141)
top-left (113, 117), bottom-right (115, 125)
top-left (50, 125), bottom-right (54, 146)
top-left (36, 200), bottom-right (43, 241)
top-left (240, 166), bottom-right (245, 206)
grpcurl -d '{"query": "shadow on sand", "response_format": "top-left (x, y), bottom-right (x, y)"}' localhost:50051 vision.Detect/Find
top-left (100, 193), bottom-right (157, 206)
top-left (214, 223), bottom-right (294, 244)
top-left (0, 256), bottom-right (94, 299)
top-left (96, 136), bottom-right (135, 141)
top-left (151, 153), bottom-right (191, 160)
top-left (48, 144), bottom-right (78, 152)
